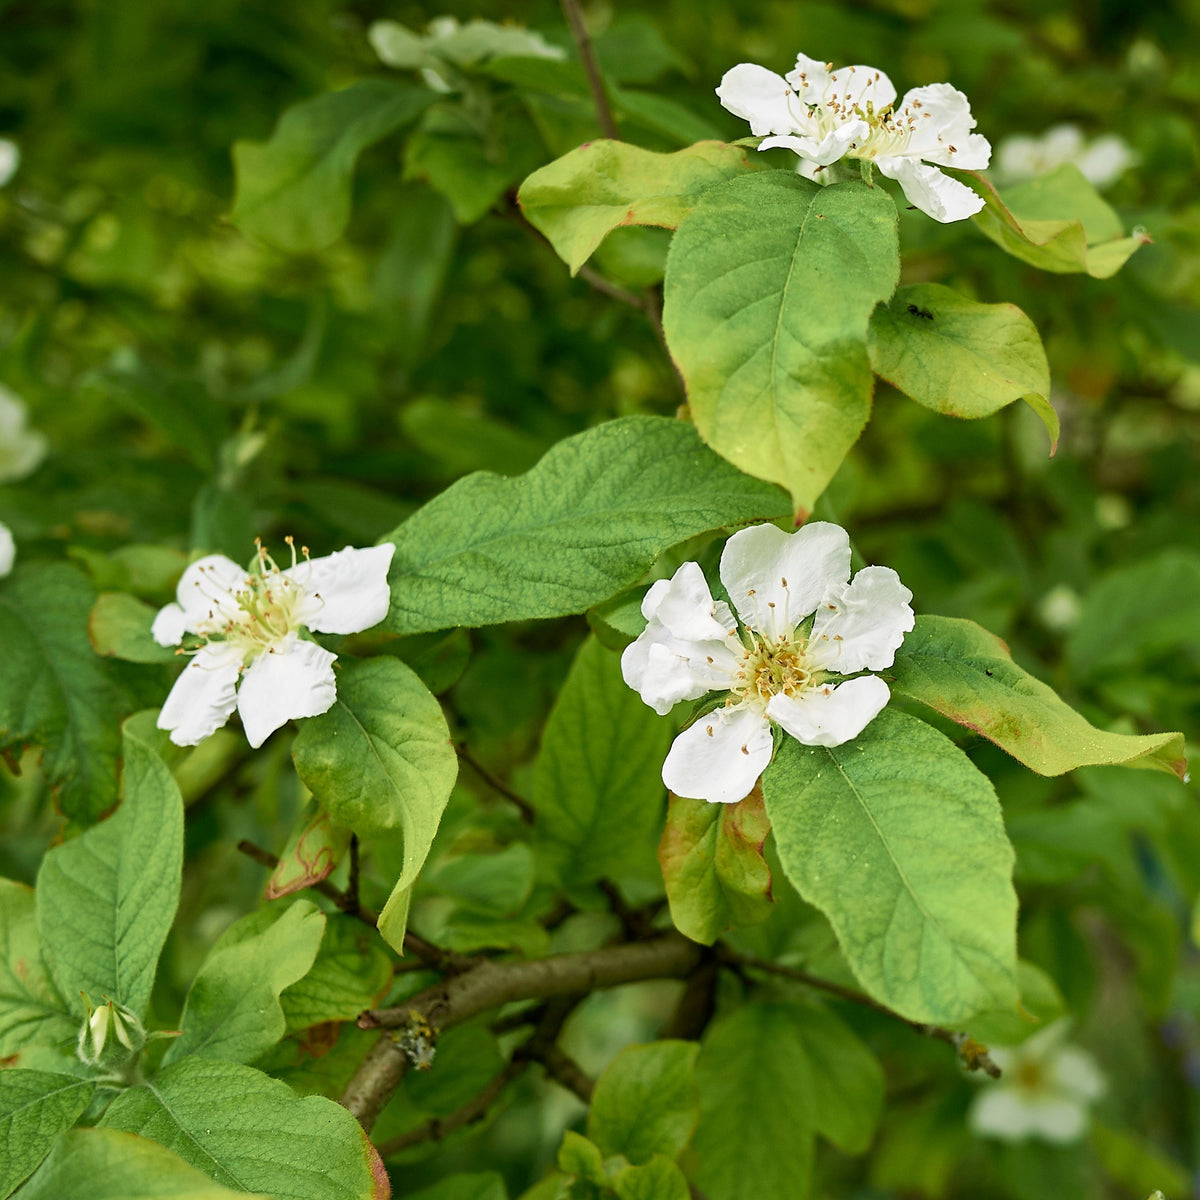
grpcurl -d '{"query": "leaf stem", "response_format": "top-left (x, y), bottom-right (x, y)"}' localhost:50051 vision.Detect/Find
top-left (455, 742), bottom-right (536, 824)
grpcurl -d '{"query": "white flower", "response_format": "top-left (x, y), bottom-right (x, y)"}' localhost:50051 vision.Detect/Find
top-left (716, 53), bottom-right (991, 222)
top-left (0, 139), bottom-right (17, 187)
top-left (0, 522), bottom-right (13, 578)
top-left (995, 124), bottom-right (1135, 190)
top-left (968, 1020), bottom-right (1105, 1144)
top-left (621, 522), bottom-right (914, 804)
top-left (152, 539), bottom-right (395, 749)
top-left (0, 385), bottom-right (48, 483)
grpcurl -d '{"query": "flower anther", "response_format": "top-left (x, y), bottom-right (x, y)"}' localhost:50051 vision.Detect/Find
top-left (716, 52), bottom-right (991, 222)
top-left (621, 521), bottom-right (914, 804)
top-left (152, 538), bottom-right (395, 748)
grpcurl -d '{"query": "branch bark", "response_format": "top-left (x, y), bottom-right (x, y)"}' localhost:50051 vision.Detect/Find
top-left (559, 0), bottom-right (619, 140)
top-left (342, 932), bottom-right (701, 1130)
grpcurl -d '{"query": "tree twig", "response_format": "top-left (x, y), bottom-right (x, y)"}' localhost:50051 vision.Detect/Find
top-left (720, 950), bottom-right (1002, 1078)
top-left (455, 743), bottom-right (536, 825)
top-left (346, 834), bottom-right (361, 917)
top-left (342, 932), bottom-right (702, 1130)
top-left (559, 0), bottom-right (619, 140)
top-left (577, 265), bottom-right (645, 309)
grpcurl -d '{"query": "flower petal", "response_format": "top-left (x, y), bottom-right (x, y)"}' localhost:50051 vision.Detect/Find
top-left (236, 638), bottom-right (338, 749)
top-left (1077, 134), bottom-right (1133, 188)
top-left (968, 1087), bottom-right (1043, 1142)
top-left (174, 554), bottom-right (250, 633)
top-left (766, 674), bottom-right (889, 747)
top-left (786, 54), bottom-right (896, 111)
top-left (761, 122), bottom-right (868, 167)
top-left (720, 521), bottom-right (851, 636)
top-left (157, 643), bottom-right (242, 747)
top-left (642, 561), bottom-right (738, 643)
top-left (151, 603), bottom-right (189, 647)
top-left (0, 522), bottom-right (13, 578)
top-left (621, 624), bottom-right (743, 717)
top-left (716, 63), bottom-right (798, 137)
top-left (899, 83), bottom-right (991, 169)
top-left (661, 704), bottom-right (773, 803)
top-left (289, 543), bottom-right (395, 634)
top-left (875, 157), bottom-right (984, 222)
top-left (808, 565), bottom-right (914, 673)
top-left (1050, 1047), bottom-right (1105, 1102)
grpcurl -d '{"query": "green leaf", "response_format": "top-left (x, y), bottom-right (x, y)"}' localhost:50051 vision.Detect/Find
top-left (611, 1156), bottom-right (691, 1200)
top-left (0, 880), bottom-right (74, 1060)
top-left (659, 790), bottom-right (772, 945)
top-left (36, 719), bottom-right (183, 1018)
top-left (867, 283), bottom-right (1057, 449)
top-left (0, 563), bottom-right (135, 822)
top-left (532, 637), bottom-right (671, 892)
top-left (291, 658), bottom-right (457, 952)
top-left (518, 140), bottom-right (756, 274)
top-left (968, 960), bottom-right (1065, 1046)
top-left (692, 1003), bottom-right (816, 1200)
top-left (557, 1130), bottom-right (606, 1183)
top-left (231, 80), bottom-right (433, 253)
top-left (0, 1070), bottom-right (94, 1196)
top-left (99, 1057), bottom-right (388, 1199)
top-left (891, 615), bottom-right (1187, 779)
top-left (763, 709), bottom-right (1018, 1025)
top-left (382, 415), bottom-right (788, 635)
top-left (406, 1174), bottom-right (508, 1200)
top-left (966, 165), bottom-right (1148, 278)
top-left (18, 1127), bottom-right (258, 1200)
top-left (663, 172), bottom-right (899, 516)
top-left (588, 1041), bottom-right (699, 1165)
top-left (164, 900), bottom-right (325, 1066)
top-left (279, 914), bottom-right (393, 1032)
top-left (264, 805), bottom-right (351, 900)
top-left (88, 592), bottom-right (177, 664)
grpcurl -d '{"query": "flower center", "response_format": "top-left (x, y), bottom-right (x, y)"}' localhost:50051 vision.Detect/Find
top-left (731, 631), bottom-right (824, 709)
top-left (1015, 1060), bottom-right (1045, 1092)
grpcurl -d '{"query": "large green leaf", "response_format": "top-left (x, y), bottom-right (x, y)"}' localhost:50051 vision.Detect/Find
top-left (532, 636), bottom-right (671, 892)
top-left (658, 790), bottom-right (772, 945)
top-left (18, 1128), bottom-right (258, 1200)
top-left (232, 80), bottom-right (432, 252)
top-left (0, 880), bottom-right (74, 1060)
top-left (164, 901), bottom-right (325, 1066)
top-left (381, 415), bottom-right (788, 635)
top-left (867, 283), bottom-right (1057, 448)
top-left (99, 1057), bottom-right (388, 1199)
top-left (966, 164), bottom-right (1148, 278)
top-left (662, 172), bottom-right (899, 515)
top-left (892, 615), bottom-right (1187, 779)
top-left (692, 1004), bottom-right (816, 1200)
top-left (292, 658), bottom-right (457, 952)
top-left (0, 563), bottom-right (135, 822)
top-left (588, 1041), bottom-right (699, 1166)
top-left (0, 1070), bottom-right (94, 1196)
top-left (518, 139), bottom-right (756, 273)
top-left (36, 718), bottom-right (183, 1018)
top-left (763, 709), bottom-right (1018, 1025)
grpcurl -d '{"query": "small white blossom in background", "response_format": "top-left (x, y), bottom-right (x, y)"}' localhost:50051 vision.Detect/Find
top-left (152, 539), bottom-right (395, 749)
top-left (995, 125), bottom-right (1135, 190)
top-left (717, 53), bottom-right (991, 222)
top-left (968, 1020), bottom-right (1105, 1144)
top-left (0, 139), bottom-right (18, 186)
top-left (0, 385), bottom-right (48, 483)
top-left (0, 522), bottom-right (14, 579)
top-left (621, 522), bottom-right (914, 804)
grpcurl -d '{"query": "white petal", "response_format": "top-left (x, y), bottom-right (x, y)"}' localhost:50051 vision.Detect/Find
top-left (1077, 135), bottom-right (1133, 188)
top-left (875, 157), bottom-right (984, 223)
top-left (236, 638), bottom-right (338, 749)
top-left (969, 1087), bottom-right (1041, 1142)
top-left (0, 428), bottom-right (47, 483)
top-left (641, 561), bottom-right (738, 643)
top-left (720, 522), bottom-right (851, 636)
top-left (786, 55), bottom-right (896, 110)
top-left (716, 63), bottom-right (798, 137)
top-left (1050, 1047), bottom-right (1105, 1102)
top-left (766, 674), bottom-right (889, 748)
top-left (809, 565), bottom-right (914, 673)
top-left (288, 544), bottom-right (395, 634)
top-left (151, 603), bottom-right (189, 647)
top-left (157, 643), bottom-right (242, 747)
top-left (1020, 1095), bottom-right (1089, 1143)
top-left (761, 121), bottom-right (868, 167)
top-left (0, 522), bottom-right (13, 578)
top-left (899, 83), bottom-right (990, 169)
top-left (174, 554), bottom-right (250, 633)
top-left (661, 704), bottom-right (773, 803)
top-left (621, 624), bottom-right (743, 717)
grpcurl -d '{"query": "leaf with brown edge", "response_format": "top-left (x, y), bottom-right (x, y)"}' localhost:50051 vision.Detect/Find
top-left (659, 784), bottom-right (773, 945)
top-left (265, 805), bottom-right (352, 900)
top-left (889, 615), bottom-right (1186, 779)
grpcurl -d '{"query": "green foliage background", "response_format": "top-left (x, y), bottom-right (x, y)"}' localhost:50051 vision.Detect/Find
top-left (1, 0), bottom-right (1199, 1197)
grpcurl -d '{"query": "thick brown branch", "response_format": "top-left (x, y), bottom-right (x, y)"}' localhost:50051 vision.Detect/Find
top-left (342, 933), bottom-right (701, 1129)
top-left (722, 950), bottom-right (1001, 1078)
top-left (559, 0), bottom-right (619, 140)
